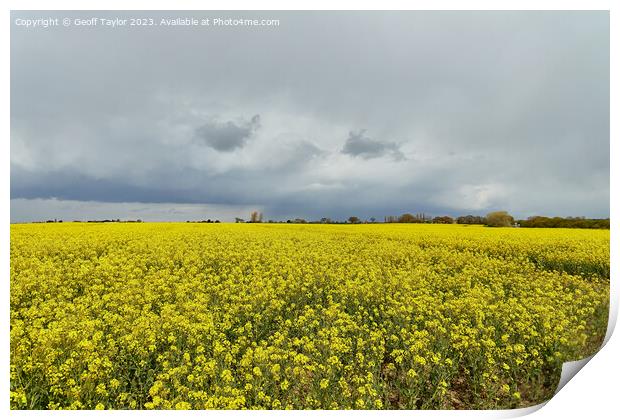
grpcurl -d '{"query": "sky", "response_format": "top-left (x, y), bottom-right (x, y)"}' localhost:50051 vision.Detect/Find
top-left (10, 11), bottom-right (609, 222)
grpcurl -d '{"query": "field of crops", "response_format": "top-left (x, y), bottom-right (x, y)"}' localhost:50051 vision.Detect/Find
top-left (10, 223), bottom-right (609, 410)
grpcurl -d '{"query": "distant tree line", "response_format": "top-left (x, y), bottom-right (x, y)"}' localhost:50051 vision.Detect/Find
top-left (28, 211), bottom-right (609, 229)
top-left (384, 213), bottom-right (431, 223)
top-left (517, 216), bottom-right (609, 229)
top-left (231, 210), bottom-right (609, 229)
top-left (456, 215), bottom-right (487, 224)
top-left (85, 219), bottom-right (143, 223)
top-left (36, 219), bottom-right (144, 223)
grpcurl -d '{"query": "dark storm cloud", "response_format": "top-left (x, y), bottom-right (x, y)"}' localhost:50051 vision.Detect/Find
top-left (195, 115), bottom-right (260, 151)
top-left (10, 11), bottom-right (609, 222)
top-left (341, 130), bottom-right (405, 161)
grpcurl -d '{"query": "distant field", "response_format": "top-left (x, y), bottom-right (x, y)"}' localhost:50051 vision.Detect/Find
top-left (10, 223), bottom-right (610, 409)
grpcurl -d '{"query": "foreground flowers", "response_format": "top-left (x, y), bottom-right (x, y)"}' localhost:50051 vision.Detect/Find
top-left (10, 223), bottom-right (609, 409)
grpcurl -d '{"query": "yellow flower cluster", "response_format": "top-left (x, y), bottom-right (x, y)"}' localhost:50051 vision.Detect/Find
top-left (10, 223), bottom-right (609, 409)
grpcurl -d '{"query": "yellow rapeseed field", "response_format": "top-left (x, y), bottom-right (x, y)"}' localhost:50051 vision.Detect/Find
top-left (10, 223), bottom-right (609, 409)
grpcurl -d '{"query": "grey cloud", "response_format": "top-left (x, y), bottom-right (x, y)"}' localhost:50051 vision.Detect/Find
top-left (10, 11), bottom-right (609, 221)
top-left (195, 115), bottom-right (260, 151)
top-left (341, 130), bottom-right (405, 161)
top-left (280, 141), bottom-right (326, 165)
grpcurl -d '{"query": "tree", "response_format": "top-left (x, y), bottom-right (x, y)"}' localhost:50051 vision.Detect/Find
top-left (517, 216), bottom-right (609, 229)
top-left (398, 213), bottom-right (417, 223)
top-left (432, 216), bottom-right (454, 224)
top-left (235, 217), bottom-right (245, 223)
top-left (250, 211), bottom-right (263, 223)
top-left (370, 217), bottom-right (376, 223)
top-left (348, 216), bottom-right (361, 224)
top-left (486, 211), bottom-right (514, 227)
top-left (456, 215), bottom-right (486, 225)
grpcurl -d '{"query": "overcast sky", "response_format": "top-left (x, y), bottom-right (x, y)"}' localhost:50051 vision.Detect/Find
top-left (11, 11), bottom-right (609, 222)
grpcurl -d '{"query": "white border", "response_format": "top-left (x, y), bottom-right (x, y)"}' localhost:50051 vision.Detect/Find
top-left (2, 1), bottom-right (616, 419)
